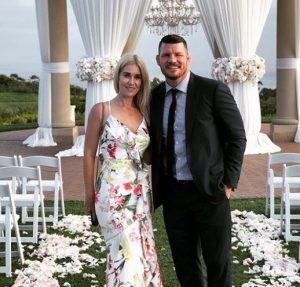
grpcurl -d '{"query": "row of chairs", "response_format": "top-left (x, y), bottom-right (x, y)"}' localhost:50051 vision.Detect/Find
top-left (265, 152), bottom-right (300, 244)
top-left (0, 184), bottom-right (24, 277)
top-left (0, 155), bottom-right (65, 224)
top-left (0, 155), bottom-right (65, 277)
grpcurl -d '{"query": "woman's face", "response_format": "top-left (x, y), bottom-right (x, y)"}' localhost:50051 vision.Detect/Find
top-left (118, 64), bottom-right (142, 97)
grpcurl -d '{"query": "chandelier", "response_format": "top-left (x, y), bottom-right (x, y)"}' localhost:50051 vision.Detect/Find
top-left (145, 0), bottom-right (201, 36)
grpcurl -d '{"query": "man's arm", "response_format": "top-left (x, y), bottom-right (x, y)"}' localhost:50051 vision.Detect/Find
top-left (214, 82), bottom-right (247, 188)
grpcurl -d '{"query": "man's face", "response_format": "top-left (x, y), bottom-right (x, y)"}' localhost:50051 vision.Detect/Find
top-left (156, 42), bottom-right (191, 85)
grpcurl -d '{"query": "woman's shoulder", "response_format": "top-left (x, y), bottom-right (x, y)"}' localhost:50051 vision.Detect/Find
top-left (92, 101), bottom-right (110, 109)
top-left (90, 101), bottom-right (110, 119)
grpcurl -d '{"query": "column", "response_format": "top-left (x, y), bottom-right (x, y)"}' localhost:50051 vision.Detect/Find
top-left (271, 0), bottom-right (298, 141)
top-left (48, 0), bottom-right (78, 143)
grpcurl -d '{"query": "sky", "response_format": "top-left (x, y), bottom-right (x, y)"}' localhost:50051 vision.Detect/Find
top-left (0, 0), bottom-right (277, 89)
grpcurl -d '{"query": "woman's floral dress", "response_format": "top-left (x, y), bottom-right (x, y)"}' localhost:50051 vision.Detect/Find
top-left (95, 114), bottom-right (162, 287)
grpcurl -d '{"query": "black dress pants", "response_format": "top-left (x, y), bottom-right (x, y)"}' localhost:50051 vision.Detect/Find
top-left (162, 178), bottom-right (232, 287)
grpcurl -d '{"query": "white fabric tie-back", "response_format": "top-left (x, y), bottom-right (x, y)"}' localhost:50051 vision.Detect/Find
top-left (277, 58), bottom-right (300, 142)
top-left (42, 62), bottom-right (69, 73)
top-left (277, 58), bottom-right (300, 69)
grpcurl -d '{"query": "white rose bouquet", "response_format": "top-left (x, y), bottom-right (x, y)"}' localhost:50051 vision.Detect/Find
top-left (212, 55), bottom-right (265, 84)
top-left (76, 57), bottom-right (119, 83)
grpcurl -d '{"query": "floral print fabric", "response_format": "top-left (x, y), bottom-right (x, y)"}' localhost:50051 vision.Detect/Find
top-left (95, 115), bottom-right (162, 287)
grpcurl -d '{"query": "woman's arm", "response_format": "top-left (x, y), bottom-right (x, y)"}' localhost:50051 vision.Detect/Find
top-left (83, 103), bottom-right (104, 213)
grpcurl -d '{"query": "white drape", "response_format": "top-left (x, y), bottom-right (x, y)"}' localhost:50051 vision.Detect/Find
top-left (57, 0), bottom-right (148, 156)
top-left (23, 0), bottom-right (62, 147)
top-left (195, 0), bottom-right (281, 154)
top-left (294, 1), bottom-right (300, 142)
top-left (122, 0), bottom-right (151, 54)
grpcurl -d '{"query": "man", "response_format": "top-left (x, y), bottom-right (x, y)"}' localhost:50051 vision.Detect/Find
top-left (150, 34), bottom-right (246, 287)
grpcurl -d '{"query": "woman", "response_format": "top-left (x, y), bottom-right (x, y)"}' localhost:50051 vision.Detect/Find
top-left (83, 54), bottom-right (162, 287)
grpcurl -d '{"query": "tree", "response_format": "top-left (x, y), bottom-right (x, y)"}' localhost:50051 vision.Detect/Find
top-left (151, 77), bottom-right (162, 89)
top-left (10, 73), bottom-right (25, 82)
top-left (29, 75), bottom-right (39, 82)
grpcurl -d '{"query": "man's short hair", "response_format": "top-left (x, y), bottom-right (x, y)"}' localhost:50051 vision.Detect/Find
top-left (158, 34), bottom-right (188, 54)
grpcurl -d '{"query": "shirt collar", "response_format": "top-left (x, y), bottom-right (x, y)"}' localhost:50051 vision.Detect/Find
top-left (165, 71), bottom-right (190, 95)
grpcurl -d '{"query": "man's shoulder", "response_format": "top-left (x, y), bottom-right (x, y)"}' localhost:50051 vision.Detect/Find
top-left (191, 72), bottom-right (222, 87)
top-left (190, 73), bottom-right (230, 95)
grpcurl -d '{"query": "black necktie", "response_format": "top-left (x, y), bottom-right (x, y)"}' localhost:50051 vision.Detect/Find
top-left (167, 89), bottom-right (178, 177)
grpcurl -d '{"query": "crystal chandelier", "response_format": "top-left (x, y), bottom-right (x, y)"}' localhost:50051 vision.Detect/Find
top-left (145, 0), bottom-right (201, 36)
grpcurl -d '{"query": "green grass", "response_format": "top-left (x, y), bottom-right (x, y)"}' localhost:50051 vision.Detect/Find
top-left (0, 199), bottom-right (299, 287)
top-left (0, 123), bottom-right (38, 132)
top-left (0, 92), bottom-right (84, 128)
top-left (0, 93), bottom-right (37, 102)
top-left (0, 92), bottom-right (38, 126)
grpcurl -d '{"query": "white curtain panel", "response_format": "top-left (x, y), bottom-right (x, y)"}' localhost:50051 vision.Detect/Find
top-left (195, 0), bottom-right (281, 154)
top-left (23, 0), bottom-right (58, 147)
top-left (194, 0), bottom-right (216, 53)
top-left (294, 1), bottom-right (300, 142)
top-left (122, 0), bottom-right (151, 54)
top-left (57, 0), bottom-right (146, 156)
top-left (71, 0), bottom-right (141, 125)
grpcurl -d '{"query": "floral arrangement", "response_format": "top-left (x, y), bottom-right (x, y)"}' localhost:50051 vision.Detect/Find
top-left (211, 55), bottom-right (265, 84)
top-left (76, 56), bottom-right (119, 83)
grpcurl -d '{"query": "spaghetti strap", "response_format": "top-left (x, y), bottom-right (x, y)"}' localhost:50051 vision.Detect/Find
top-left (108, 101), bottom-right (111, 115)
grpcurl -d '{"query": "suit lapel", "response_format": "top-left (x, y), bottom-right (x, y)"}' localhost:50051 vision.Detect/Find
top-left (185, 73), bottom-right (199, 141)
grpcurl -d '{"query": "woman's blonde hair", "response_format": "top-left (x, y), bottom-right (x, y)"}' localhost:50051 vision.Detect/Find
top-left (113, 54), bottom-right (150, 124)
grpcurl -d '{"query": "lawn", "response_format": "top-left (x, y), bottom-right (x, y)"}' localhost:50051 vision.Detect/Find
top-left (0, 92), bottom-right (84, 129)
top-left (0, 198), bottom-right (300, 287)
top-left (0, 92), bottom-right (38, 127)
top-left (0, 93), bottom-right (37, 103)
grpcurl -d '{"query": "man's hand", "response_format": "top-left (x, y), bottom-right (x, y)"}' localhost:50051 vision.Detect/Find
top-left (224, 185), bottom-right (233, 199)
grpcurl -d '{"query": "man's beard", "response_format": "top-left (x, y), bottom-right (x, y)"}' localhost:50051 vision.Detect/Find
top-left (164, 70), bottom-right (185, 80)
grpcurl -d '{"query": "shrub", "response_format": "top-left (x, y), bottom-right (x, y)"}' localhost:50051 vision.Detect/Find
top-left (259, 88), bottom-right (276, 120)
top-left (70, 85), bottom-right (85, 97)
top-left (0, 74), bottom-right (38, 93)
top-left (11, 116), bottom-right (27, 124)
top-left (0, 107), bottom-right (15, 121)
top-left (71, 95), bottom-right (85, 114)
top-left (23, 113), bottom-right (38, 123)
top-left (75, 111), bottom-right (84, 125)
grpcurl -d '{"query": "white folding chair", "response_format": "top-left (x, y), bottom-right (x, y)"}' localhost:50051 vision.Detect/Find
top-left (265, 153), bottom-right (300, 219)
top-left (19, 155), bottom-right (65, 223)
top-left (0, 184), bottom-right (24, 277)
top-left (280, 164), bottom-right (300, 242)
top-left (0, 156), bottom-right (19, 191)
top-left (0, 166), bottom-right (46, 244)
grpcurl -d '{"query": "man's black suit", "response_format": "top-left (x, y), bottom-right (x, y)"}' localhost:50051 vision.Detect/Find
top-left (150, 72), bottom-right (247, 286)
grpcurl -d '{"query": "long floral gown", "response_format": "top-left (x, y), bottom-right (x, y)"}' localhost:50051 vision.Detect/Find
top-left (94, 114), bottom-right (163, 287)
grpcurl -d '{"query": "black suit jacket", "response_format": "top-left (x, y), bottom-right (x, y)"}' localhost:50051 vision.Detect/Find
top-left (150, 72), bottom-right (247, 208)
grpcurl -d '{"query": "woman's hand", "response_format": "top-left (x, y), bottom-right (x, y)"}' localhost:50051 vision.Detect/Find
top-left (84, 196), bottom-right (99, 226)
top-left (84, 196), bottom-right (95, 212)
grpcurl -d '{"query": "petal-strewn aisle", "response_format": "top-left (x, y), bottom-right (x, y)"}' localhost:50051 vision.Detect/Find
top-left (232, 210), bottom-right (300, 287)
top-left (10, 211), bottom-right (300, 287)
top-left (13, 215), bottom-right (106, 287)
